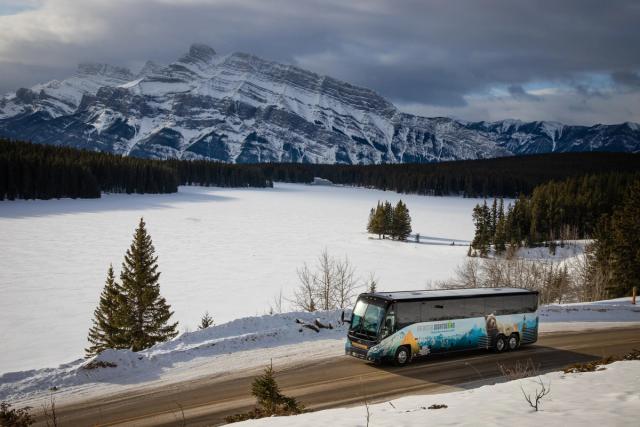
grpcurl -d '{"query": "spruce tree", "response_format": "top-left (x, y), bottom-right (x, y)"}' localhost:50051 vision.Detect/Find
top-left (490, 198), bottom-right (498, 238)
top-left (251, 362), bottom-right (302, 416)
top-left (392, 200), bottom-right (412, 241)
top-left (119, 218), bottom-right (178, 351)
top-left (608, 181), bottom-right (640, 297)
top-left (494, 198), bottom-right (507, 254)
top-left (383, 201), bottom-right (394, 239)
top-left (366, 207), bottom-right (376, 234)
top-left (373, 202), bottom-right (386, 238)
top-left (198, 311), bottom-right (214, 330)
top-left (86, 265), bottom-right (127, 357)
top-left (252, 362), bottom-right (282, 415)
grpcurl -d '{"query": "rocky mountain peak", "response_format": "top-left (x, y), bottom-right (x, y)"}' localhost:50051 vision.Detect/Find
top-left (76, 63), bottom-right (134, 81)
top-left (180, 43), bottom-right (217, 64)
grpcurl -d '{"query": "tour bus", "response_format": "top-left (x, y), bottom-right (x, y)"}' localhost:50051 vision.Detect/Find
top-left (344, 287), bottom-right (538, 365)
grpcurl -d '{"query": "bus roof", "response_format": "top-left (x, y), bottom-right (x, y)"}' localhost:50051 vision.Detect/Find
top-left (363, 287), bottom-right (537, 302)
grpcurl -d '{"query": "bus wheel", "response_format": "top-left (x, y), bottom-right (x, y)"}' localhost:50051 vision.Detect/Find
top-left (494, 335), bottom-right (507, 353)
top-left (507, 334), bottom-right (519, 351)
top-left (394, 346), bottom-right (412, 366)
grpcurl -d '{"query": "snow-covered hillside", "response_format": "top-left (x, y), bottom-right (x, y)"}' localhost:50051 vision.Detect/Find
top-left (1, 44), bottom-right (638, 162)
top-left (237, 359), bottom-right (640, 427)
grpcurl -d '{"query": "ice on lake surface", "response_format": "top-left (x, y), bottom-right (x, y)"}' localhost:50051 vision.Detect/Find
top-left (0, 183), bottom-right (480, 373)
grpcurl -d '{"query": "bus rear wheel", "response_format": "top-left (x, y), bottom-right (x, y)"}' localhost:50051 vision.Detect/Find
top-left (507, 334), bottom-right (520, 351)
top-left (494, 335), bottom-right (507, 353)
top-left (394, 346), bottom-right (412, 366)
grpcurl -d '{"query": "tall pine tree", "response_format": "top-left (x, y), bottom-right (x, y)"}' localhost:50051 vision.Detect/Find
top-left (383, 201), bottom-right (394, 239)
top-left (392, 200), bottom-right (412, 241)
top-left (86, 265), bottom-right (127, 357)
top-left (119, 218), bottom-right (178, 351)
top-left (608, 181), bottom-right (640, 297)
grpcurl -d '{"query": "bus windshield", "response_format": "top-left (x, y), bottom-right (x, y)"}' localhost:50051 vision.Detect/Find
top-left (350, 299), bottom-right (386, 340)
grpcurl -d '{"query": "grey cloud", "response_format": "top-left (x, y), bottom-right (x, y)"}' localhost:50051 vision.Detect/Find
top-left (0, 0), bottom-right (638, 124)
top-left (612, 70), bottom-right (640, 89)
top-left (507, 85), bottom-right (540, 102)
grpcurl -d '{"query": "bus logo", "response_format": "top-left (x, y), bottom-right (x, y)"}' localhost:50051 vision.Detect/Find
top-left (432, 321), bottom-right (455, 332)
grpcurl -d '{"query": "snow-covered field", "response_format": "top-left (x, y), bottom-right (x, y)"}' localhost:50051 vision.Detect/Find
top-left (0, 183), bottom-right (477, 373)
top-left (238, 359), bottom-right (640, 427)
top-left (1, 298), bottom-right (637, 403)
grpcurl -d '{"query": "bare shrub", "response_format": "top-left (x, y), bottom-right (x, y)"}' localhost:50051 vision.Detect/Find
top-left (41, 394), bottom-right (58, 427)
top-left (0, 401), bottom-right (34, 426)
top-left (520, 377), bottom-right (551, 411)
top-left (291, 263), bottom-right (317, 312)
top-left (291, 250), bottom-right (361, 312)
top-left (334, 256), bottom-right (358, 309)
top-left (451, 256), bottom-right (577, 304)
top-left (498, 359), bottom-right (539, 380)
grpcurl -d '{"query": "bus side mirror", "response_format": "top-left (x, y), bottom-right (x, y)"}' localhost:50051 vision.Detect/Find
top-left (341, 310), bottom-right (352, 323)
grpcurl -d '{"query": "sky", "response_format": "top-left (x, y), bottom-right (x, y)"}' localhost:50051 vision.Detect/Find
top-left (0, 0), bottom-right (639, 125)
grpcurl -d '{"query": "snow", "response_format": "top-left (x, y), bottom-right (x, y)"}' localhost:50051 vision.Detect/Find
top-left (1, 183), bottom-right (638, 404)
top-left (0, 310), bottom-right (347, 402)
top-left (236, 360), bottom-right (640, 426)
top-left (539, 297), bottom-right (640, 326)
top-left (0, 183), bottom-right (476, 373)
top-left (0, 297), bottom-right (637, 403)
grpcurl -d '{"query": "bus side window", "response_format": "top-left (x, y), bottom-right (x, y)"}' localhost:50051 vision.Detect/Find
top-left (397, 302), bottom-right (421, 329)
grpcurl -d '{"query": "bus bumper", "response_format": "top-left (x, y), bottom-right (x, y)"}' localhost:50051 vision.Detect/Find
top-left (345, 340), bottom-right (381, 362)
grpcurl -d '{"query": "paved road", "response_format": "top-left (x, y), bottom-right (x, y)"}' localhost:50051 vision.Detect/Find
top-left (33, 327), bottom-right (640, 426)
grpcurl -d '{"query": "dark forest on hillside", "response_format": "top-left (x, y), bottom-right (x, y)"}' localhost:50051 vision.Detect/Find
top-left (0, 139), bottom-right (272, 200)
top-left (259, 152), bottom-right (640, 198)
top-left (2, 139), bottom-right (639, 200)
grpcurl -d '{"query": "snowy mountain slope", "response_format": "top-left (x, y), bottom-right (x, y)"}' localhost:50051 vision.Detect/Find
top-left (1, 44), bottom-right (639, 163)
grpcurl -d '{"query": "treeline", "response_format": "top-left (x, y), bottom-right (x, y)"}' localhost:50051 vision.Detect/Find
top-left (470, 172), bottom-right (640, 255)
top-left (0, 140), bottom-right (272, 200)
top-left (259, 152), bottom-right (640, 197)
top-left (4, 139), bottom-right (640, 201)
top-left (469, 173), bottom-right (640, 298)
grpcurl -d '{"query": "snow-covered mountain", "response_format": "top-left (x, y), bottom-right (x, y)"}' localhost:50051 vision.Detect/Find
top-left (1, 44), bottom-right (639, 163)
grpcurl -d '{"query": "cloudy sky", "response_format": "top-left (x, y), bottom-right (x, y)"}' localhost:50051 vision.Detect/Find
top-left (1, 0), bottom-right (639, 125)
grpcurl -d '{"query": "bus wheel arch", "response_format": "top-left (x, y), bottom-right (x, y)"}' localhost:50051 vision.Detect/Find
top-left (494, 334), bottom-right (507, 353)
top-left (394, 345), bottom-right (412, 366)
top-left (507, 333), bottom-right (520, 351)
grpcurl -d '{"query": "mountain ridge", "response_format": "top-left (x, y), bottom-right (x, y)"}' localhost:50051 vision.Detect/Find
top-left (1, 43), bottom-right (639, 164)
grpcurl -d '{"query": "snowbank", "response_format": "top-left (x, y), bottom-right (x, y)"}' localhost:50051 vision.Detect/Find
top-left (0, 310), bottom-right (346, 401)
top-left (236, 360), bottom-right (640, 426)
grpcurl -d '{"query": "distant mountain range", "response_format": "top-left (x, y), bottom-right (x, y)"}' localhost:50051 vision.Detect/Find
top-left (1, 43), bottom-right (639, 164)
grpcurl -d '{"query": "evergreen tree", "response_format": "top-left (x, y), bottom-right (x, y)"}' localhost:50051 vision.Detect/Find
top-left (119, 218), bottom-right (178, 351)
top-left (471, 201), bottom-right (491, 257)
top-left (494, 198), bottom-right (507, 254)
top-left (391, 200), bottom-right (412, 241)
top-left (366, 207), bottom-right (376, 234)
top-left (490, 198), bottom-right (498, 238)
top-left (198, 311), bottom-right (214, 330)
top-left (367, 202), bottom-right (386, 238)
top-left (383, 201), bottom-right (394, 239)
top-left (251, 362), bottom-right (303, 416)
top-left (608, 181), bottom-right (640, 297)
top-left (86, 265), bottom-right (127, 357)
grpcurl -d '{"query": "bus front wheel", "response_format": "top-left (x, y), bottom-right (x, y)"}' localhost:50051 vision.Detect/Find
top-left (494, 335), bottom-right (507, 353)
top-left (394, 346), bottom-right (412, 366)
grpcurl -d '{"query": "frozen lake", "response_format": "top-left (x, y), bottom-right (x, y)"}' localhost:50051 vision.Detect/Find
top-left (0, 183), bottom-right (480, 373)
